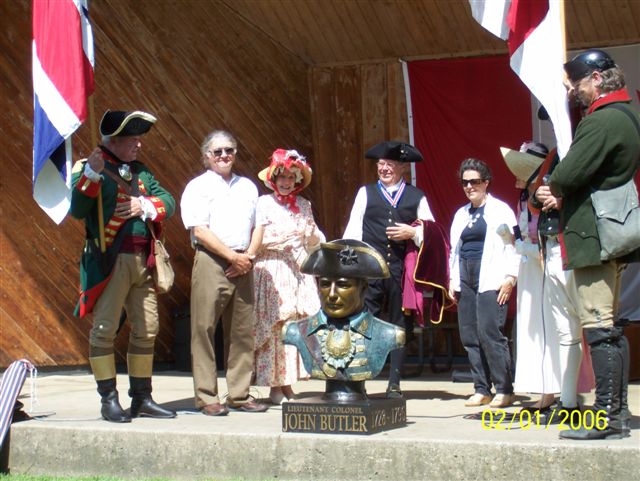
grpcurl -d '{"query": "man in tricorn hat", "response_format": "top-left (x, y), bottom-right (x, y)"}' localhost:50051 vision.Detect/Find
top-left (537, 49), bottom-right (639, 440)
top-left (70, 110), bottom-right (176, 423)
top-left (282, 239), bottom-right (405, 400)
top-left (343, 141), bottom-right (434, 398)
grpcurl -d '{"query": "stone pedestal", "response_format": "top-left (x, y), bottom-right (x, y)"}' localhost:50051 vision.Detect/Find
top-left (282, 396), bottom-right (406, 435)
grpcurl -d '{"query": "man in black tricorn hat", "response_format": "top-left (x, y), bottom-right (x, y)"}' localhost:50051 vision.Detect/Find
top-left (283, 239), bottom-right (405, 400)
top-left (344, 141), bottom-right (434, 398)
top-left (70, 110), bottom-right (177, 423)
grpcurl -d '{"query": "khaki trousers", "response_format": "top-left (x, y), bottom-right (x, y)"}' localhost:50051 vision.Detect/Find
top-left (89, 253), bottom-right (159, 352)
top-left (190, 249), bottom-right (255, 408)
top-left (573, 260), bottom-right (623, 330)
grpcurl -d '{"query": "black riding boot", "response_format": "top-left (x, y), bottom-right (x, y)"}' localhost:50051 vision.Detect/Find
top-left (560, 327), bottom-right (627, 440)
top-left (618, 327), bottom-right (631, 436)
top-left (129, 377), bottom-right (177, 419)
top-left (97, 379), bottom-right (131, 423)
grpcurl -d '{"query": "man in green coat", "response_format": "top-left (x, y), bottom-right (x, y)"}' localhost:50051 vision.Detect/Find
top-left (70, 110), bottom-right (176, 423)
top-left (539, 49), bottom-right (639, 440)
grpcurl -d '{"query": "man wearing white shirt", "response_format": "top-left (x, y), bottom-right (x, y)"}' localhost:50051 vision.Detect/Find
top-left (343, 141), bottom-right (434, 397)
top-left (181, 130), bottom-right (268, 416)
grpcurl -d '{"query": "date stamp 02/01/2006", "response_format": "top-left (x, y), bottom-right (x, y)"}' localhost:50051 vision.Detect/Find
top-left (480, 409), bottom-right (608, 431)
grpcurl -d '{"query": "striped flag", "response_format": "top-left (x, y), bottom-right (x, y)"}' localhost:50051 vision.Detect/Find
top-left (470, 0), bottom-right (572, 158)
top-left (0, 359), bottom-right (36, 446)
top-left (32, 0), bottom-right (95, 224)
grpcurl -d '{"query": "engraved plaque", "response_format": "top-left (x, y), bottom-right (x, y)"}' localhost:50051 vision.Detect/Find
top-left (282, 396), bottom-right (406, 435)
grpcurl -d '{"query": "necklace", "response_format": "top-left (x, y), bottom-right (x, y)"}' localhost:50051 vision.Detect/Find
top-left (467, 211), bottom-right (481, 229)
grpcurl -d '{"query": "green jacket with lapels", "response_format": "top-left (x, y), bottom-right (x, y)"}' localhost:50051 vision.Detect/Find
top-left (70, 157), bottom-right (175, 317)
top-left (550, 90), bottom-right (640, 270)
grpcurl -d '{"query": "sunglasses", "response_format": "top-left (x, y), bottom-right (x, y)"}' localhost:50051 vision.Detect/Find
top-left (461, 178), bottom-right (485, 187)
top-left (210, 147), bottom-right (236, 157)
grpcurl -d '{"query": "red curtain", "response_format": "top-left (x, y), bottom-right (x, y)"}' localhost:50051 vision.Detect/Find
top-left (408, 55), bottom-right (533, 232)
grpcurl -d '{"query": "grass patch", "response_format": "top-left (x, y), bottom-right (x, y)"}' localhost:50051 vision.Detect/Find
top-left (0, 476), bottom-right (175, 481)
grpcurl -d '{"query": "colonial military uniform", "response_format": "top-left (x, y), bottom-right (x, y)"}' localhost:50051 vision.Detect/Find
top-left (551, 50), bottom-right (639, 440)
top-left (70, 110), bottom-right (176, 423)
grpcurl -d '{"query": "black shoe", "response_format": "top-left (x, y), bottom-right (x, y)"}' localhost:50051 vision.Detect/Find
top-left (559, 425), bottom-right (629, 440)
top-left (543, 404), bottom-right (581, 425)
top-left (520, 404), bottom-right (553, 415)
top-left (621, 409), bottom-right (631, 437)
top-left (386, 384), bottom-right (403, 399)
top-left (131, 397), bottom-right (177, 418)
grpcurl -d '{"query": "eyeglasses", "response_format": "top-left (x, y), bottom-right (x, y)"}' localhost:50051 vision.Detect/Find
top-left (209, 147), bottom-right (236, 157)
top-left (461, 178), bottom-right (485, 187)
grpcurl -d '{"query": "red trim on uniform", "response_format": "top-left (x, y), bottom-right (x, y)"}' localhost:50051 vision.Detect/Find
top-left (77, 275), bottom-right (112, 318)
top-left (587, 89), bottom-right (632, 115)
top-left (148, 196), bottom-right (168, 221)
top-left (75, 174), bottom-right (101, 197)
top-left (105, 217), bottom-right (126, 246)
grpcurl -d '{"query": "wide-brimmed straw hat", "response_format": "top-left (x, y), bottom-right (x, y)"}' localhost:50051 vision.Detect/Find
top-left (258, 149), bottom-right (312, 192)
top-left (500, 143), bottom-right (548, 182)
top-left (99, 110), bottom-right (157, 137)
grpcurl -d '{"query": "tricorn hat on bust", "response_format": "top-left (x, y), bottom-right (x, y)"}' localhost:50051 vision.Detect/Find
top-left (301, 239), bottom-right (390, 279)
top-left (365, 141), bottom-right (423, 163)
top-left (99, 110), bottom-right (157, 137)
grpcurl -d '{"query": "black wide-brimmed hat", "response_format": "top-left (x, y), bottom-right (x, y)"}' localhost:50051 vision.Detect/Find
top-left (564, 49), bottom-right (616, 82)
top-left (365, 141), bottom-right (423, 163)
top-left (301, 239), bottom-right (390, 279)
top-left (99, 110), bottom-right (157, 137)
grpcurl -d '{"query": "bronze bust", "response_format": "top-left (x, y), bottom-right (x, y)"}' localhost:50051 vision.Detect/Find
top-left (283, 239), bottom-right (405, 401)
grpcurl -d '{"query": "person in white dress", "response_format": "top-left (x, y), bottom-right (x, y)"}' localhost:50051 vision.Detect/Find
top-left (503, 142), bottom-right (561, 414)
top-left (252, 149), bottom-right (325, 404)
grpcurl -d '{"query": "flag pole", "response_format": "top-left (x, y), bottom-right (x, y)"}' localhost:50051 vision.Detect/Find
top-left (559, 0), bottom-right (567, 62)
top-left (88, 95), bottom-right (106, 253)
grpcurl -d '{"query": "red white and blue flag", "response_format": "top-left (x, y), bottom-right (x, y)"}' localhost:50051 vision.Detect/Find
top-left (470, 0), bottom-right (572, 158)
top-left (32, 0), bottom-right (94, 224)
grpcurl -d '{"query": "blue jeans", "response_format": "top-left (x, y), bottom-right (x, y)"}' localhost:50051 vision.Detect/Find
top-left (457, 258), bottom-right (513, 395)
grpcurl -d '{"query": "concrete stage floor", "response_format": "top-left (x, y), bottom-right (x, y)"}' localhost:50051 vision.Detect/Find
top-left (6, 369), bottom-right (640, 481)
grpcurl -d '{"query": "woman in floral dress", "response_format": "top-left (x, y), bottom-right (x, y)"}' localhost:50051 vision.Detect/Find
top-left (253, 149), bottom-right (325, 403)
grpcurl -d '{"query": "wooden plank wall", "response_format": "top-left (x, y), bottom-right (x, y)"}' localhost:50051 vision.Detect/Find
top-left (0, 1), bottom-right (411, 369)
top-left (0, 0), bottom-right (314, 368)
top-left (309, 62), bottom-right (409, 239)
